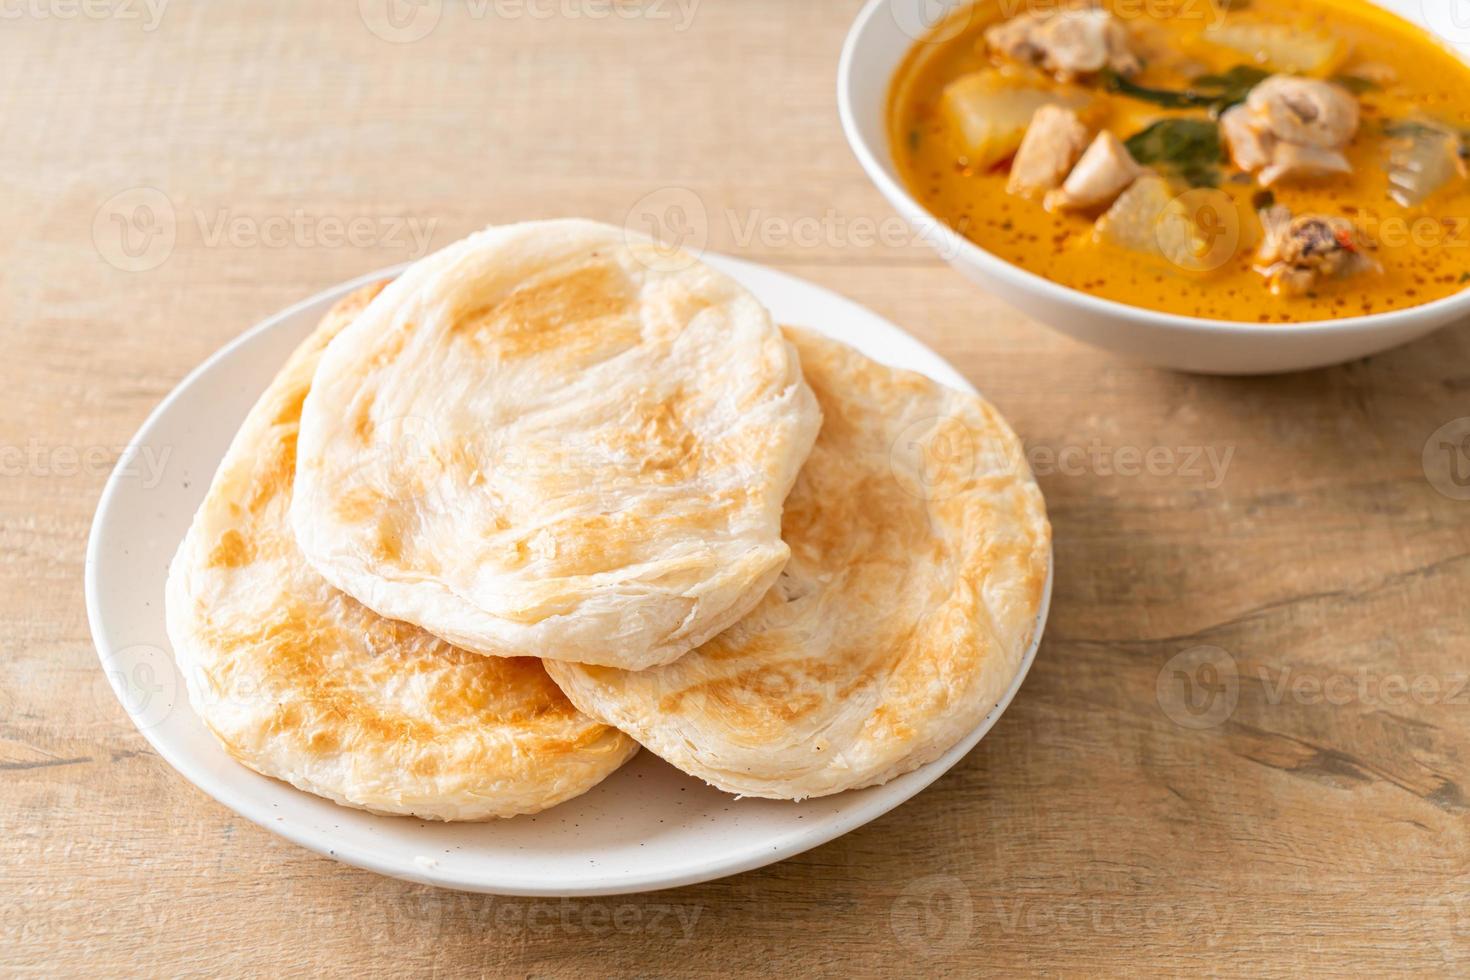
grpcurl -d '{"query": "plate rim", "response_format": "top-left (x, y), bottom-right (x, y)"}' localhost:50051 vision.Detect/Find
top-left (85, 254), bottom-right (1053, 896)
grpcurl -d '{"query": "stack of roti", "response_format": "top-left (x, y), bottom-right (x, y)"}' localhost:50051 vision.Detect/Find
top-left (166, 219), bottom-right (1050, 820)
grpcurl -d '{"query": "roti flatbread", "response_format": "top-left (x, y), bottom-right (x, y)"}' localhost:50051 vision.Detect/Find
top-left (291, 220), bottom-right (821, 669)
top-left (546, 329), bottom-right (1050, 799)
top-left (165, 283), bottom-right (638, 820)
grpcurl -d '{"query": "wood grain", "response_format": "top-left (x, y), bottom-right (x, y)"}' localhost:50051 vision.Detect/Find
top-left (3, 0), bottom-right (1468, 975)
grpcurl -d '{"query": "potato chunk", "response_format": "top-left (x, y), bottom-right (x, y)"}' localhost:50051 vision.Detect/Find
top-left (1096, 176), bottom-right (1242, 272)
top-left (941, 70), bottom-right (1087, 168)
top-left (1202, 23), bottom-right (1346, 75)
top-left (1388, 124), bottom-right (1469, 207)
top-left (1094, 174), bottom-right (1174, 254)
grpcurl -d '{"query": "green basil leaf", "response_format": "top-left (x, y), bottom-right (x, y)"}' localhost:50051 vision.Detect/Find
top-left (1125, 118), bottom-right (1226, 188)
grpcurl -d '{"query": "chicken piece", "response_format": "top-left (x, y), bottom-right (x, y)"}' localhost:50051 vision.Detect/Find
top-left (1007, 105), bottom-right (1091, 198)
top-left (1045, 131), bottom-right (1146, 212)
top-left (985, 9), bottom-right (1140, 83)
top-left (1246, 76), bottom-right (1360, 149)
top-left (1257, 142), bottom-right (1351, 187)
top-left (1220, 105), bottom-right (1273, 173)
top-left (1254, 206), bottom-right (1378, 296)
top-left (1221, 75), bottom-right (1360, 186)
top-left (1344, 62), bottom-right (1397, 87)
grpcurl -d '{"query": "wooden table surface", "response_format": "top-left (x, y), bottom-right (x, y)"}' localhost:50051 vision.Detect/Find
top-left (4, 1), bottom-right (1468, 975)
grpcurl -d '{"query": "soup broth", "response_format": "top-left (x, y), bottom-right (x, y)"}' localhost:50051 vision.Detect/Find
top-left (888, 0), bottom-right (1470, 321)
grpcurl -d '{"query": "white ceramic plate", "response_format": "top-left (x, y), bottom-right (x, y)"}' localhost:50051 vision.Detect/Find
top-left (85, 254), bottom-right (1052, 896)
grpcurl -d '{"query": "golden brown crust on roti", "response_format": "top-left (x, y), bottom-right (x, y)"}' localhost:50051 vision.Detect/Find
top-left (290, 220), bottom-right (821, 670)
top-left (165, 282), bottom-right (638, 821)
top-left (547, 329), bottom-right (1050, 800)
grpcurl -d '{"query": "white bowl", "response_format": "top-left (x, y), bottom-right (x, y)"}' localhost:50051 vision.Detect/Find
top-left (837, 0), bottom-right (1470, 374)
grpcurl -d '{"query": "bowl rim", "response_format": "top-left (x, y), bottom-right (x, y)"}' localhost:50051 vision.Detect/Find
top-left (836, 0), bottom-right (1470, 337)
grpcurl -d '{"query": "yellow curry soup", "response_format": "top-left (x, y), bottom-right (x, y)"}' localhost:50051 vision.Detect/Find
top-left (889, 0), bottom-right (1470, 322)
